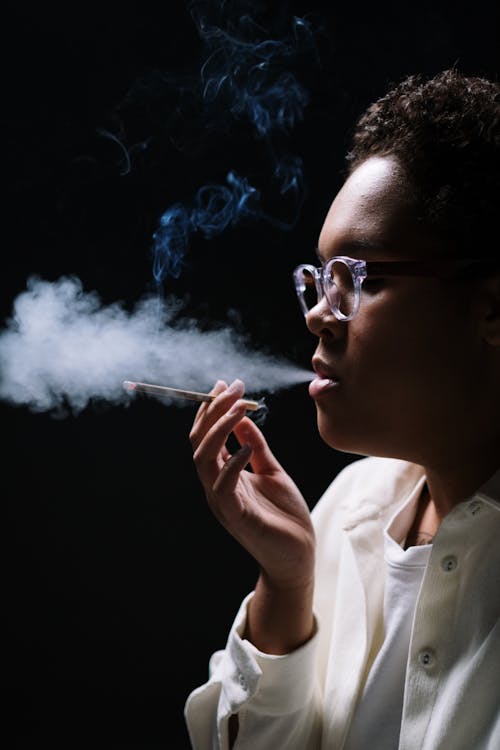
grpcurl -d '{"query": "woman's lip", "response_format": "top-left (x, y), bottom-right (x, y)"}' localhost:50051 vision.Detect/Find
top-left (312, 358), bottom-right (339, 381)
top-left (309, 376), bottom-right (340, 399)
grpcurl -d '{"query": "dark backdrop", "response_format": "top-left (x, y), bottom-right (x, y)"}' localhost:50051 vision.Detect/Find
top-left (3, 1), bottom-right (498, 747)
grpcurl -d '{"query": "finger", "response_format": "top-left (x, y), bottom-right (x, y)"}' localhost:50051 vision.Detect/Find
top-left (192, 380), bottom-right (227, 430)
top-left (233, 417), bottom-right (284, 475)
top-left (190, 379), bottom-right (245, 450)
top-left (213, 444), bottom-right (253, 496)
top-left (190, 380), bottom-right (228, 450)
top-left (193, 400), bottom-right (248, 486)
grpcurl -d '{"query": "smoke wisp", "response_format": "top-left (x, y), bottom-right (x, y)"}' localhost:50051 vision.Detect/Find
top-left (151, 8), bottom-right (315, 285)
top-left (0, 276), bottom-right (312, 416)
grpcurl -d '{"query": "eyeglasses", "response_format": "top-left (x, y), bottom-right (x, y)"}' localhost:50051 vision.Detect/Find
top-left (293, 255), bottom-right (495, 321)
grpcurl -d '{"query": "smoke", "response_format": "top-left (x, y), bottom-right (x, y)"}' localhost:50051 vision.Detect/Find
top-left (0, 276), bottom-right (312, 416)
top-left (151, 6), bottom-right (314, 285)
top-left (0, 5), bottom-right (318, 418)
top-left (195, 8), bottom-right (311, 137)
top-left (153, 171), bottom-right (260, 282)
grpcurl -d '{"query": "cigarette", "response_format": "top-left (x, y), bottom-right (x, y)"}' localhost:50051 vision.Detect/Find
top-left (123, 380), bottom-right (260, 411)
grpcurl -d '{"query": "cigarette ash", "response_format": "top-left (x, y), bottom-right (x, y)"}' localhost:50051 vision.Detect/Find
top-left (250, 398), bottom-right (269, 427)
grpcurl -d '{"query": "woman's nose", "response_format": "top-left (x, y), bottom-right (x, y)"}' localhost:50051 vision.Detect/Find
top-left (305, 297), bottom-right (344, 338)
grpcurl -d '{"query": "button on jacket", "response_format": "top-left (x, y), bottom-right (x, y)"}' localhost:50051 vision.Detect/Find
top-left (185, 457), bottom-right (500, 750)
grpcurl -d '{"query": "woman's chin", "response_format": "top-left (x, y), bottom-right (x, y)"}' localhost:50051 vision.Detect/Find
top-left (316, 411), bottom-right (376, 457)
top-left (317, 415), bottom-right (355, 453)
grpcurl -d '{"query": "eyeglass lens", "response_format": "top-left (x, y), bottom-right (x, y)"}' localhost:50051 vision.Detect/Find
top-left (296, 259), bottom-right (356, 318)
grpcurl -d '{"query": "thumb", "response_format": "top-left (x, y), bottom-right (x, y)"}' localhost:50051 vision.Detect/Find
top-left (233, 417), bottom-right (283, 475)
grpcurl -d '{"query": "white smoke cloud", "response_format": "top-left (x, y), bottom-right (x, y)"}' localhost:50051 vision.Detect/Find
top-left (0, 276), bottom-right (312, 415)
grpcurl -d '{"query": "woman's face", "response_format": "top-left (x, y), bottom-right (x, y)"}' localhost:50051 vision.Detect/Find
top-left (306, 155), bottom-right (485, 464)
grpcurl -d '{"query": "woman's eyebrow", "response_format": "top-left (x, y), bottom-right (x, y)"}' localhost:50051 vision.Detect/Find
top-left (316, 238), bottom-right (389, 261)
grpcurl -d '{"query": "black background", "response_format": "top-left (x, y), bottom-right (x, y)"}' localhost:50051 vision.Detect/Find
top-left (3, 1), bottom-right (498, 747)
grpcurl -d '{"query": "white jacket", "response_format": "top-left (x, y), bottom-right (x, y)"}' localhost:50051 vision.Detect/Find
top-left (185, 457), bottom-right (500, 749)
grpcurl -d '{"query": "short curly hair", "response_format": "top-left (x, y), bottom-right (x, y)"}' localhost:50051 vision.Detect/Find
top-left (346, 69), bottom-right (500, 259)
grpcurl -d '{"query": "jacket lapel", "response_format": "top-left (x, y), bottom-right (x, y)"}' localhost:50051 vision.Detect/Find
top-left (321, 516), bottom-right (386, 747)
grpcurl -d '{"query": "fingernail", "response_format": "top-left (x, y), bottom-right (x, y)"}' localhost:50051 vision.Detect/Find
top-left (228, 379), bottom-right (244, 395)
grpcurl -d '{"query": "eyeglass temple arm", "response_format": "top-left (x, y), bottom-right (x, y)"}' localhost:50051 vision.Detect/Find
top-left (364, 259), bottom-right (494, 278)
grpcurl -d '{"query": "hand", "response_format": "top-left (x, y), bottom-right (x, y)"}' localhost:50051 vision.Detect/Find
top-left (190, 380), bottom-right (315, 591)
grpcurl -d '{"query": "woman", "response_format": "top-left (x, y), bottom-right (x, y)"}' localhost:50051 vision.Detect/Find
top-left (185, 70), bottom-right (500, 749)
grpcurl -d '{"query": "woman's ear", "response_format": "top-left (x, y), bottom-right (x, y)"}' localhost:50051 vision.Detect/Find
top-left (479, 273), bottom-right (500, 346)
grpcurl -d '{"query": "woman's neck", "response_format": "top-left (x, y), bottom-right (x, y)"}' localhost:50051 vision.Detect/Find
top-left (405, 448), bottom-right (500, 549)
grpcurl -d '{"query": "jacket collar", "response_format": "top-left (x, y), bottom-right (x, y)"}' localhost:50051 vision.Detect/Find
top-left (476, 465), bottom-right (500, 507)
top-left (341, 460), bottom-right (426, 532)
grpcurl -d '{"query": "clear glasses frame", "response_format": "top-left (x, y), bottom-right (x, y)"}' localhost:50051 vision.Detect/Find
top-left (293, 254), bottom-right (496, 321)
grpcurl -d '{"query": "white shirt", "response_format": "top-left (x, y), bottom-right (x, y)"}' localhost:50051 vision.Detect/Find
top-left (344, 486), bottom-right (432, 749)
top-left (185, 457), bottom-right (500, 750)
